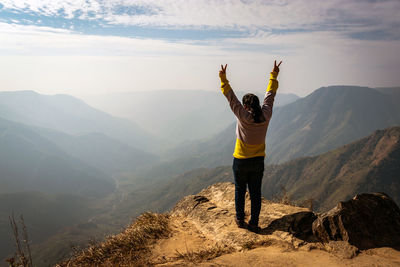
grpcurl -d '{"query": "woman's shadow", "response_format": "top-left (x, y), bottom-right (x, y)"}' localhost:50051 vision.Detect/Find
top-left (259, 211), bottom-right (318, 242)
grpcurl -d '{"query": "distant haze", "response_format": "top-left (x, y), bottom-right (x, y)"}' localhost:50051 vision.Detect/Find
top-left (83, 90), bottom-right (299, 143)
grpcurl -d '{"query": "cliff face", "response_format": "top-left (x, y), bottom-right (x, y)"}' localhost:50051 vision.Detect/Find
top-left (59, 182), bottom-right (400, 266)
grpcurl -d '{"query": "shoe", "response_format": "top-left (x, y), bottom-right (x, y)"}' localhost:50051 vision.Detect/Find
top-left (235, 219), bottom-right (246, 229)
top-left (247, 224), bottom-right (261, 233)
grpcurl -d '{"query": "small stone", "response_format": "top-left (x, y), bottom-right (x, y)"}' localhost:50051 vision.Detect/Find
top-left (323, 241), bottom-right (359, 259)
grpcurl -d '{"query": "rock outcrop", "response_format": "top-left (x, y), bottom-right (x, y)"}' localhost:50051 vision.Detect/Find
top-left (171, 182), bottom-right (315, 250)
top-left (312, 192), bottom-right (400, 249)
top-left (58, 183), bottom-right (400, 266)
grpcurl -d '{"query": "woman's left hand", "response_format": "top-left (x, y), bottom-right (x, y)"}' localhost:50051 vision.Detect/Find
top-left (219, 64), bottom-right (228, 82)
top-left (273, 60), bottom-right (282, 73)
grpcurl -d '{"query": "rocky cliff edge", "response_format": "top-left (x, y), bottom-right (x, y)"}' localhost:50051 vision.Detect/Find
top-left (58, 182), bottom-right (400, 266)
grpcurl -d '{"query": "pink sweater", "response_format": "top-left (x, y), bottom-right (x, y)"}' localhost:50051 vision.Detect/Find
top-left (222, 72), bottom-right (278, 158)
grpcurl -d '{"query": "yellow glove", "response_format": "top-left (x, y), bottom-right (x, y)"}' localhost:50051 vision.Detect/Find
top-left (266, 71), bottom-right (279, 93)
top-left (219, 71), bottom-right (229, 86)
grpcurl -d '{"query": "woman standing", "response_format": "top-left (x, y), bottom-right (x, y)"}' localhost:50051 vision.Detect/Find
top-left (219, 60), bottom-right (282, 233)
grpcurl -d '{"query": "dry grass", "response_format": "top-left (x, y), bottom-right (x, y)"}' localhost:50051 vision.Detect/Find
top-left (174, 244), bottom-right (235, 263)
top-left (241, 240), bottom-right (256, 250)
top-left (272, 186), bottom-right (314, 211)
top-left (272, 186), bottom-right (293, 206)
top-left (56, 212), bottom-right (170, 267)
top-left (7, 214), bottom-right (33, 267)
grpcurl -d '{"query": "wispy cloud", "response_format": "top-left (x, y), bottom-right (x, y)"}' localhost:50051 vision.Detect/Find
top-left (1, 0), bottom-right (399, 40)
top-left (0, 0), bottom-right (399, 96)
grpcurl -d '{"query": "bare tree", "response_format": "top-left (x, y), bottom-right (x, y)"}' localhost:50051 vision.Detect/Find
top-left (8, 214), bottom-right (33, 267)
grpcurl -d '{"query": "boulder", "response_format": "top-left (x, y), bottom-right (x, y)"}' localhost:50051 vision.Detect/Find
top-left (312, 192), bottom-right (400, 249)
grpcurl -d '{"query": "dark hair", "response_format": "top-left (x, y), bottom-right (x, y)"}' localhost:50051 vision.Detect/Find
top-left (242, 93), bottom-right (265, 123)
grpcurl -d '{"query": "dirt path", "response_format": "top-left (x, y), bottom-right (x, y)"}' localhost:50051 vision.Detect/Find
top-left (205, 246), bottom-right (400, 267)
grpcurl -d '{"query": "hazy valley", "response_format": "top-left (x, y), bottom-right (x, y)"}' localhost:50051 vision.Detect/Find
top-left (0, 86), bottom-right (399, 266)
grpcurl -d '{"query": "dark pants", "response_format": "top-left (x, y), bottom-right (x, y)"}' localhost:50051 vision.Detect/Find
top-left (232, 156), bottom-right (264, 226)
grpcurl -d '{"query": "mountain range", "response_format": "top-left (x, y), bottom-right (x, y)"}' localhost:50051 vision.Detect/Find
top-left (266, 86), bottom-right (400, 163)
top-left (0, 116), bottom-right (115, 196)
top-left (0, 116), bottom-right (120, 262)
top-left (160, 86), bottom-right (400, 172)
top-left (0, 90), bottom-right (157, 152)
top-left (35, 129), bottom-right (158, 175)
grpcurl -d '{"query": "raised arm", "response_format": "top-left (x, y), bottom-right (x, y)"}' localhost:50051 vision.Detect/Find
top-left (219, 64), bottom-right (249, 120)
top-left (262, 60), bottom-right (282, 119)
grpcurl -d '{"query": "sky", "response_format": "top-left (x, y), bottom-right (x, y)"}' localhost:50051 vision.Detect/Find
top-left (0, 0), bottom-right (399, 97)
